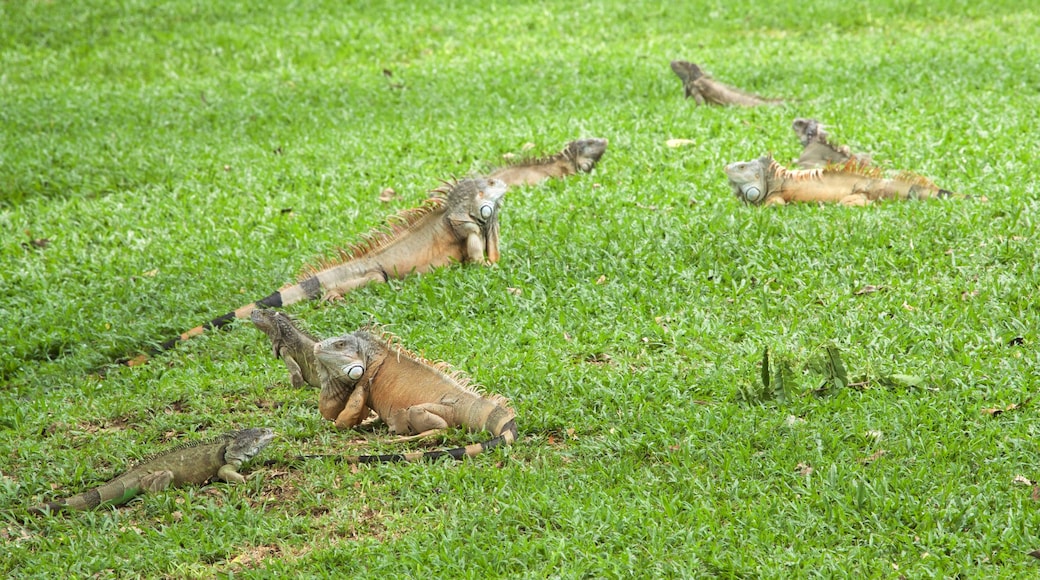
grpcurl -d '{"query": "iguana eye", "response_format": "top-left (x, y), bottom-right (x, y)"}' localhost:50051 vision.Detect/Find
top-left (343, 364), bottom-right (364, 380)
top-left (479, 203), bottom-right (494, 220)
top-left (742, 185), bottom-right (763, 202)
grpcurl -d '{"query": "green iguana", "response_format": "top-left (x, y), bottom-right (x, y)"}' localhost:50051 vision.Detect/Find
top-left (725, 154), bottom-right (956, 206)
top-left (309, 328), bottom-right (517, 463)
top-left (122, 177), bottom-right (508, 367)
top-left (670, 60), bottom-right (783, 106)
top-left (791, 118), bottom-right (872, 169)
top-left (488, 138), bottom-right (609, 186)
top-left (251, 309), bottom-right (321, 389)
top-left (28, 428), bottom-right (274, 515)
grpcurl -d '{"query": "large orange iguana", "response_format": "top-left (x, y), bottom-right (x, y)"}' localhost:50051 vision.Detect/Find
top-left (670, 60), bottom-right (783, 106)
top-left (309, 328), bottom-right (517, 463)
top-left (28, 428), bottom-right (274, 515)
top-left (791, 118), bottom-right (872, 169)
top-left (488, 138), bottom-right (609, 187)
top-left (123, 177), bottom-right (508, 367)
top-left (725, 154), bottom-right (956, 206)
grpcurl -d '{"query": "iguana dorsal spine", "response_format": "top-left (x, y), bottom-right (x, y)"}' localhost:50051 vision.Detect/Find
top-left (488, 138), bottom-right (609, 186)
top-left (120, 177), bottom-right (507, 367)
top-left (311, 328), bottom-right (517, 463)
top-left (792, 118), bottom-right (872, 169)
top-left (29, 428), bottom-right (274, 515)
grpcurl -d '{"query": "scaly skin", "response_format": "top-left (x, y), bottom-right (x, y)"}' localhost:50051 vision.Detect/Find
top-left (251, 310), bottom-right (321, 388)
top-left (120, 177), bottom-right (508, 367)
top-left (489, 138), bottom-right (608, 186)
top-left (28, 428), bottom-right (275, 515)
top-left (725, 154), bottom-right (956, 207)
top-left (310, 329), bottom-right (517, 463)
top-left (670, 60), bottom-right (783, 106)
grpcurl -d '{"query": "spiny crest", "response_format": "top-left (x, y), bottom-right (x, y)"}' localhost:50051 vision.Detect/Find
top-left (131, 430), bottom-right (239, 467)
top-left (298, 196), bottom-right (447, 279)
top-left (821, 158), bottom-right (886, 179)
top-left (359, 325), bottom-right (488, 398)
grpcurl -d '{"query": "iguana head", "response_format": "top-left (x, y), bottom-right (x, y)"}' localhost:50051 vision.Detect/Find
top-left (250, 311), bottom-right (307, 357)
top-left (313, 333), bottom-right (371, 383)
top-left (792, 118), bottom-right (828, 147)
top-left (724, 156), bottom-right (771, 205)
top-left (445, 177), bottom-right (508, 263)
top-left (564, 138), bottom-right (609, 173)
top-left (223, 427), bottom-right (276, 464)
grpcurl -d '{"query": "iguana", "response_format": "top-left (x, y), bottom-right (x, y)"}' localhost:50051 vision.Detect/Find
top-left (309, 328), bottom-right (517, 463)
top-left (488, 138), bottom-right (609, 187)
top-left (121, 177), bottom-right (508, 367)
top-left (669, 60), bottom-right (783, 106)
top-left (250, 309), bottom-right (321, 389)
top-left (791, 117), bottom-right (873, 169)
top-left (28, 428), bottom-right (274, 515)
top-left (725, 154), bottom-right (956, 206)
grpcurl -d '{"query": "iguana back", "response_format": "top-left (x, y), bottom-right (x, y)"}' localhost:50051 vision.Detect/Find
top-left (119, 177), bottom-right (507, 368)
top-left (792, 118), bottom-right (872, 169)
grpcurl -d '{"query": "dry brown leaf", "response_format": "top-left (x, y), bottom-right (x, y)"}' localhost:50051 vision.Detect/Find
top-left (1012, 475), bottom-right (1034, 486)
top-left (796, 462), bottom-right (813, 476)
top-left (853, 284), bottom-right (880, 295)
top-left (858, 449), bottom-right (887, 464)
top-left (506, 287), bottom-right (522, 296)
top-left (595, 275), bottom-right (607, 285)
top-left (378, 188), bottom-right (397, 202)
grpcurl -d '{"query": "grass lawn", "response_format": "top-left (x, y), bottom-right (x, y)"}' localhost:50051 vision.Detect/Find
top-left (2, 0), bottom-right (1040, 576)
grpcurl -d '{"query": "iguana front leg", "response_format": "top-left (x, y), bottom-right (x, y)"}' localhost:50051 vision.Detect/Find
top-left (333, 381), bottom-right (371, 430)
top-left (280, 350), bottom-right (307, 388)
top-left (216, 463), bottom-right (247, 484)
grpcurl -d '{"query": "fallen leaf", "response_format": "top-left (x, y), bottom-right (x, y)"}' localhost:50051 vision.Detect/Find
top-left (507, 287), bottom-right (522, 296)
top-left (854, 284), bottom-right (881, 295)
top-left (902, 302), bottom-right (915, 311)
top-left (796, 462), bottom-right (813, 476)
top-left (595, 275), bottom-right (607, 285)
top-left (521, 142), bottom-right (535, 151)
top-left (1028, 550), bottom-right (1040, 560)
top-left (666, 138), bottom-right (695, 147)
top-left (1012, 475), bottom-right (1034, 486)
top-left (141, 269), bottom-right (158, 277)
top-left (501, 152), bottom-right (515, 159)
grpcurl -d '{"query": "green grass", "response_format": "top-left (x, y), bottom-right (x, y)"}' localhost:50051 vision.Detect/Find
top-left (2, 0), bottom-right (1040, 576)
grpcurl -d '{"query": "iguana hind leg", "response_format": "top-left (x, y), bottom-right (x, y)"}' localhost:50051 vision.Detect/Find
top-left (385, 403), bottom-right (452, 438)
top-left (140, 470), bottom-right (176, 492)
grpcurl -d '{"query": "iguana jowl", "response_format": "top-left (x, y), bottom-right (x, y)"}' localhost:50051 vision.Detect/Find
top-left (725, 154), bottom-right (956, 206)
top-left (488, 138), bottom-right (609, 187)
top-left (29, 428), bottom-right (274, 515)
top-left (670, 60), bottom-right (783, 106)
top-left (125, 177), bottom-right (508, 366)
top-left (791, 118), bottom-right (872, 169)
top-left (250, 309), bottom-right (321, 389)
top-left (311, 329), bottom-right (517, 462)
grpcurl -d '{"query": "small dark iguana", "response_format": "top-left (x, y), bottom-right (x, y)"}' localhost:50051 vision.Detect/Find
top-left (488, 138), bottom-right (608, 187)
top-left (670, 60), bottom-right (783, 106)
top-left (310, 328), bottom-right (517, 462)
top-left (791, 118), bottom-right (872, 169)
top-left (725, 154), bottom-right (956, 206)
top-left (28, 428), bottom-right (274, 515)
top-left (123, 177), bottom-right (507, 367)
top-left (251, 309), bottom-right (321, 389)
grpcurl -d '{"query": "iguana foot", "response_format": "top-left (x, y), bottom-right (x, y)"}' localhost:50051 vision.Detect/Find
top-left (216, 464), bottom-right (247, 484)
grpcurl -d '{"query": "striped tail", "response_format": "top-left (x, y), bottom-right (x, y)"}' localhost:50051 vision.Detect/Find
top-left (288, 419), bottom-right (518, 465)
top-left (116, 277), bottom-right (325, 367)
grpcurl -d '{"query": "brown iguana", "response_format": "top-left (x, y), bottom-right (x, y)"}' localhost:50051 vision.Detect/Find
top-left (122, 177), bottom-right (508, 367)
top-left (725, 154), bottom-right (956, 206)
top-left (791, 117), bottom-right (872, 169)
top-left (309, 328), bottom-right (517, 462)
top-left (250, 309), bottom-right (321, 389)
top-left (488, 138), bottom-right (609, 187)
top-left (670, 60), bottom-right (783, 106)
top-left (28, 428), bottom-right (274, 515)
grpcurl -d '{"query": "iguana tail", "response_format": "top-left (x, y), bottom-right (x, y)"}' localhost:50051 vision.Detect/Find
top-left (293, 419), bottom-right (518, 464)
top-left (118, 278), bottom-right (326, 367)
top-left (28, 480), bottom-right (143, 515)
